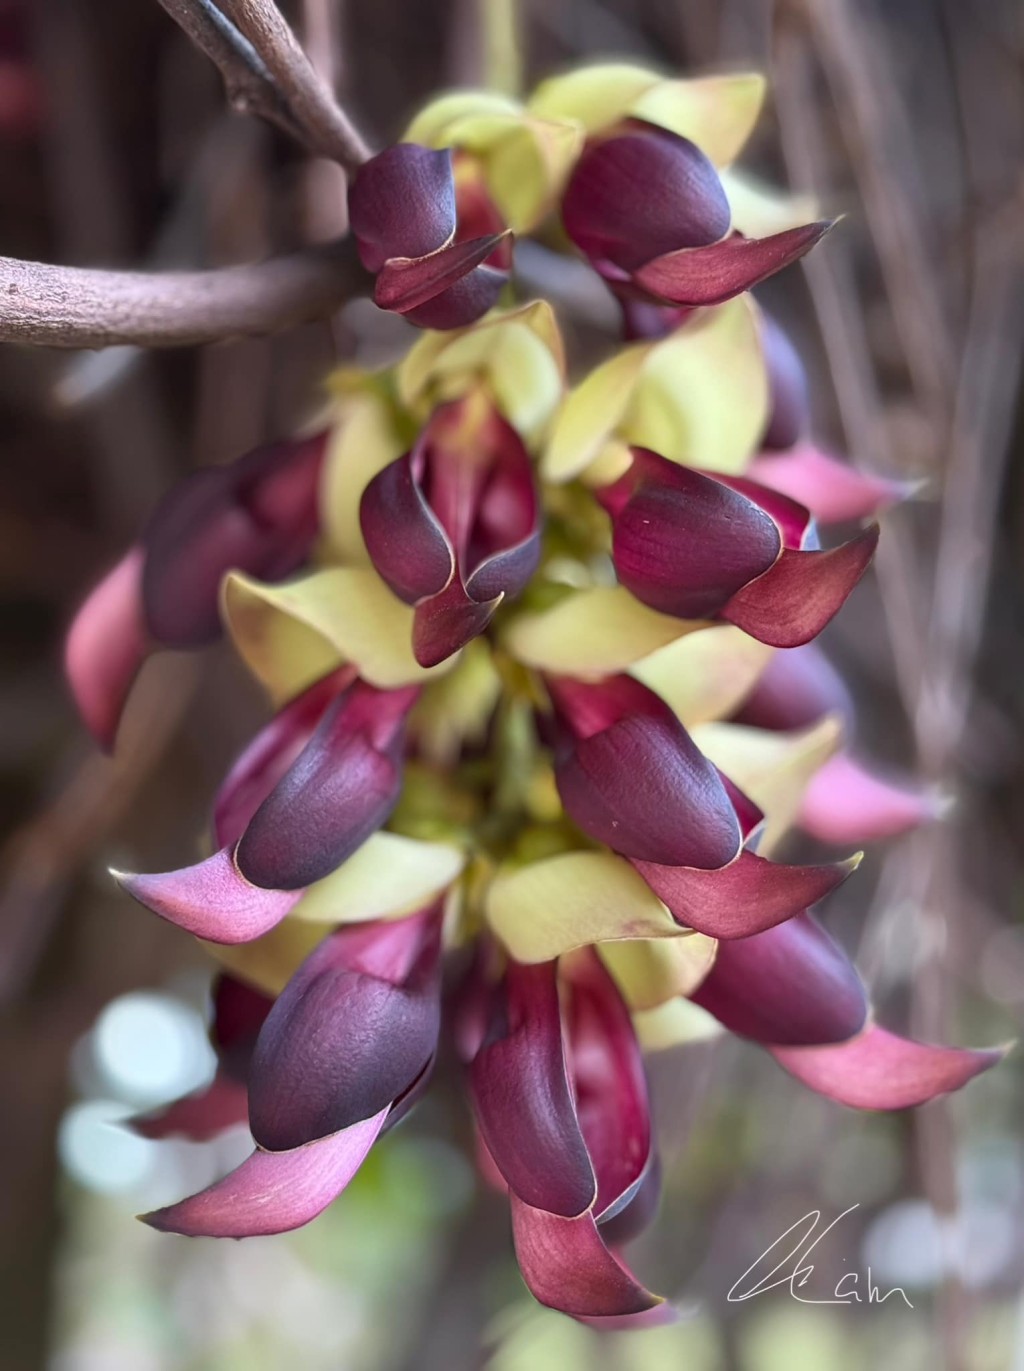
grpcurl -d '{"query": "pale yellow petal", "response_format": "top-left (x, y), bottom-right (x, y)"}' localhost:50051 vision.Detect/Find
top-left (486, 851), bottom-right (683, 962)
top-left (601, 935), bottom-right (717, 1011)
top-left (633, 998), bottom-right (723, 1052)
top-left (482, 118), bottom-right (582, 231)
top-left (528, 63), bottom-right (659, 131)
top-left (223, 567), bottom-right (450, 702)
top-left (291, 832), bottom-right (465, 923)
top-left (503, 585), bottom-right (698, 674)
top-left (632, 625), bottom-right (775, 727)
top-left (204, 920), bottom-right (327, 997)
top-left (319, 388), bottom-right (408, 565)
top-left (629, 73), bottom-right (766, 166)
top-left (722, 168), bottom-right (820, 237)
top-left (404, 91), bottom-right (522, 146)
top-left (691, 715), bottom-right (843, 855)
top-left (542, 344), bottom-right (652, 482)
top-left (622, 297), bottom-right (768, 475)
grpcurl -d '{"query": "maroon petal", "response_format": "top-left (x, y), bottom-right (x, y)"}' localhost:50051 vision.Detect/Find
top-left (760, 315), bottom-right (809, 450)
top-left (546, 672), bottom-right (668, 740)
top-left (375, 234), bottom-right (510, 316)
top-left (511, 1195), bottom-right (662, 1318)
top-left (465, 529), bottom-right (541, 604)
top-left (750, 444), bottom-right (912, 524)
top-left (771, 1026), bottom-right (1005, 1110)
top-left (692, 912), bottom-right (867, 1045)
top-left (211, 974), bottom-right (274, 1081)
top-left (799, 752), bottom-right (940, 845)
top-left (562, 125), bottom-right (730, 273)
top-left (130, 1074), bottom-right (249, 1141)
top-left (597, 1154), bottom-right (662, 1247)
top-left (634, 222), bottom-right (834, 308)
top-left (348, 144), bottom-right (456, 272)
top-left (412, 576), bottom-right (501, 668)
top-left (564, 953), bottom-right (651, 1220)
top-left (635, 849), bottom-right (859, 939)
top-left (723, 525), bottom-right (879, 648)
top-left (608, 452), bottom-right (782, 621)
top-left (401, 265), bottom-right (508, 330)
top-left (359, 454), bottom-right (455, 605)
top-left (114, 847), bottom-right (302, 944)
top-left (213, 669), bottom-right (352, 848)
top-left (736, 642), bottom-right (854, 733)
top-left (236, 682), bottom-right (414, 891)
top-left (470, 961), bottom-right (596, 1219)
top-left (714, 472), bottom-right (813, 550)
top-left (555, 712), bottom-right (741, 868)
top-left (64, 548), bottom-right (148, 751)
top-left (248, 912), bottom-right (442, 1151)
top-left (141, 1108), bottom-right (389, 1237)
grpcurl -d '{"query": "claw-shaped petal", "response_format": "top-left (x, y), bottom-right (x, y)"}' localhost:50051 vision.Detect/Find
top-left (64, 548), bottom-right (148, 751)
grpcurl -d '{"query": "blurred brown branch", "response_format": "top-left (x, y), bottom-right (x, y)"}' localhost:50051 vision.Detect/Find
top-left (0, 241), bottom-right (366, 349)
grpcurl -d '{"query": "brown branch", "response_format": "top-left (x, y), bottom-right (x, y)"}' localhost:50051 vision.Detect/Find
top-left (0, 241), bottom-right (367, 349)
top-left (218, 0), bottom-right (371, 170)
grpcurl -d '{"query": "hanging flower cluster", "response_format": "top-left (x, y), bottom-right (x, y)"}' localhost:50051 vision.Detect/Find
top-left (67, 64), bottom-right (999, 1323)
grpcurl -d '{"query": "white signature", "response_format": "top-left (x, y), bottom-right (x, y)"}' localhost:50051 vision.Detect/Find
top-left (727, 1204), bottom-right (912, 1308)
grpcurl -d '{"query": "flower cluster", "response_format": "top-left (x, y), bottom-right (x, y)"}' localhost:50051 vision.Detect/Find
top-left (68, 64), bottom-right (999, 1323)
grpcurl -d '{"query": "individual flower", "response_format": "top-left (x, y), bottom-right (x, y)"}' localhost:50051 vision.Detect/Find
top-left (595, 446), bottom-right (879, 647)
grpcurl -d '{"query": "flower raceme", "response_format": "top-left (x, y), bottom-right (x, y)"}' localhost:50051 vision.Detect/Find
top-left (61, 61), bottom-right (1004, 1326)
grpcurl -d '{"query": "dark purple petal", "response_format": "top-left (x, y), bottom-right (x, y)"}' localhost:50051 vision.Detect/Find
top-left (714, 472), bottom-right (813, 550)
top-left (771, 1026), bottom-right (1005, 1110)
top-left (691, 912), bottom-right (867, 1045)
top-left (635, 849), bottom-right (860, 939)
top-left (114, 847), bottom-right (303, 944)
top-left (633, 222), bottom-right (834, 307)
top-left (401, 264), bottom-right (508, 330)
top-left (510, 1195), bottom-right (662, 1318)
top-left (360, 453), bottom-right (455, 604)
top-left (799, 753), bottom-right (941, 845)
top-left (130, 1074), bottom-right (249, 1141)
top-left (465, 529), bottom-right (541, 603)
top-left (142, 435), bottom-right (325, 649)
top-left (235, 681), bottom-right (415, 891)
top-left (64, 548), bottom-right (148, 751)
top-left (248, 912), bottom-right (442, 1151)
top-left (597, 1154), bottom-right (662, 1247)
top-left (607, 452), bottom-right (782, 621)
top-left (555, 712), bottom-right (741, 868)
top-left (562, 124), bottom-right (730, 273)
top-left (723, 525), bottom-right (879, 648)
top-left (348, 144), bottom-right (456, 272)
top-left (214, 668), bottom-right (352, 848)
top-left (375, 234), bottom-right (510, 315)
top-left (412, 575), bottom-right (502, 667)
top-left (470, 961), bottom-right (596, 1219)
top-left (564, 953), bottom-right (651, 1220)
top-left (749, 444), bottom-right (913, 524)
top-left (141, 1108), bottom-right (389, 1237)
top-left (735, 643), bottom-right (855, 733)
top-left (760, 315), bottom-right (810, 450)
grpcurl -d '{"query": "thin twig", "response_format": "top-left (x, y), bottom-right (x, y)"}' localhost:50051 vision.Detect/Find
top-left (0, 242), bottom-right (366, 349)
top-left (218, 0), bottom-right (371, 169)
top-left (155, 0), bottom-right (307, 146)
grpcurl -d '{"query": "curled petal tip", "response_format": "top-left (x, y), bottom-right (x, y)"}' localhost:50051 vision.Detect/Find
top-left (799, 754), bottom-right (944, 845)
top-left (115, 848), bottom-right (302, 944)
top-left (750, 445), bottom-right (921, 524)
top-left (64, 548), bottom-right (148, 751)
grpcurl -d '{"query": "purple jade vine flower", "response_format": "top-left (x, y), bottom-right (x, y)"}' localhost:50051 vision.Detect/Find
top-left (65, 432), bottom-right (326, 749)
top-left (467, 952), bottom-right (661, 1318)
top-left (359, 396), bottom-right (541, 666)
top-left (117, 669), bottom-right (419, 943)
top-left (596, 447), bottom-right (879, 648)
top-left (348, 143), bottom-right (512, 328)
top-left (561, 120), bottom-right (831, 307)
top-left (545, 673), bottom-right (857, 938)
top-left (143, 910), bottom-right (443, 1237)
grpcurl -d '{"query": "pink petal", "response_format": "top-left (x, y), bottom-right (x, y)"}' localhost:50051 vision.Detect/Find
top-left (750, 443), bottom-right (913, 524)
top-left (130, 1074), bottom-right (249, 1141)
top-left (141, 1107), bottom-right (389, 1237)
top-left (64, 548), bottom-right (148, 751)
top-left (723, 525), bottom-right (879, 648)
top-left (771, 1025), bottom-right (1005, 1110)
top-left (635, 849), bottom-right (859, 939)
top-left (511, 1195), bottom-right (662, 1318)
top-left (113, 846), bottom-right (302, 944)
top-left (798, 752), bottom-right (941, 845)
top-left (633, 222), bottom-right (834, 307)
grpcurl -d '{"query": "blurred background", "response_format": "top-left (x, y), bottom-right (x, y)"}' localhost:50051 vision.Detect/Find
top-left (1, 1), bottom-right (1023, 1368)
